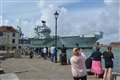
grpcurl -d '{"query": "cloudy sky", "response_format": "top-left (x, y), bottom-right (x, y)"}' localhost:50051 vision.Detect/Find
top-left (0, 0), bottom-right (120, 44)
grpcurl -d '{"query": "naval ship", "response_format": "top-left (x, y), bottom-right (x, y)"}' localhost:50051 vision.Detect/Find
top-left (22, 21), bottom-right (103, 49)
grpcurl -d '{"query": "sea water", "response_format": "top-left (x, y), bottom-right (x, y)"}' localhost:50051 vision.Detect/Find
top-left (58, 48), bottom-right (120, 73)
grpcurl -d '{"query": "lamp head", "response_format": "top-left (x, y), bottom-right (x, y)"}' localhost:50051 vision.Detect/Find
top-left (54, 11), bottom-right (59, 18)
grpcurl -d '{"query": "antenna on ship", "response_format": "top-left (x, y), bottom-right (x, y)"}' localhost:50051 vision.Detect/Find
top-left (16, 18), bottom-right (24, 50)
top-left (34, 20), bottom-right (51, 39)
top-left (16, 18), bottom-right (24, 38)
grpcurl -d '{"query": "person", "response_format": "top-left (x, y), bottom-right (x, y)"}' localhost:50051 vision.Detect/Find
top-left (41, 48), bottom-right (44, 58)
top-left (29, 49), bottom-right (34, 59)
top-left (48, 47), bottom-right (51, 58)
top-left (90, 47), bottom-right (103, 78)
top-left (39, 48), bottom-right (42, 57)
top-left (70, 48), bottom-right (87, 80)
top-left (54, 47), bottom-right (57, 63)
top-left (43, 47), bottom-right (47, 59)
top-left (60, 45), bottom-right (67, 65)
top-left (50, 45), bottom-right (56, 62)
top-left (46, 47), bottom-right (48, 57)
top-left (103, 46), bottom-right (114, 80)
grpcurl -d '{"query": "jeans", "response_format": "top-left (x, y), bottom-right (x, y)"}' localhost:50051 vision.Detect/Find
top-left (51, 54), bottom-right (55, 62)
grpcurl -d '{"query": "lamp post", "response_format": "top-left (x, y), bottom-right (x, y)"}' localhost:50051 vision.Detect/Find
top-left (54, 11), bottom-right (59, 63)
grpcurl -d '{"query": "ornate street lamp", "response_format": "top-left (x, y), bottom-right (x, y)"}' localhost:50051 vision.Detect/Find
top-left (54, 11), bottom-right (59, 63)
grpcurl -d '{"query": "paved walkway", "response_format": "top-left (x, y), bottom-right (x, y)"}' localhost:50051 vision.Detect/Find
top-left (1, 56), bottom-right (119, 80)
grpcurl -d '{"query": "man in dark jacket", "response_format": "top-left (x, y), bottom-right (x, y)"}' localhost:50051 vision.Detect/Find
top-left (29, 49), bottom-right (34, 59)
top-left (60, 45), bottom-right (67, 65)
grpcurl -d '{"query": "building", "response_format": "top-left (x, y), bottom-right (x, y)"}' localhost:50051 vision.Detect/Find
top-left (0, 26), bottom-right (21, 50)
top-left (110, 42), bottom-right (120, 48)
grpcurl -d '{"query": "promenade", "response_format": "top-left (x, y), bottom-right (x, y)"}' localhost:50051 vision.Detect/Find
top-left (1, 56), bottom-right (119, 80)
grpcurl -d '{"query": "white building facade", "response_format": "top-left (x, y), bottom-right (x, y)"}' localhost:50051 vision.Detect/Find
top-left (0, 26), bottom-right (20, 50)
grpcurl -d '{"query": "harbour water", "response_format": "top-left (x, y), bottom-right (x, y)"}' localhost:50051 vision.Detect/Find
top-left (58, 47), bottom-right (120, 73)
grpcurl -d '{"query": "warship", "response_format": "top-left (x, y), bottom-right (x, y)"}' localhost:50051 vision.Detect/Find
top-left (21, 21), bottom-right (103, 49)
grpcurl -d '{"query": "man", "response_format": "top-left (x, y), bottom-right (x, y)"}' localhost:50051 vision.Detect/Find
top-left (60, 45), bottom-right (67, 65)
top-left (50, 45), bottom-right (56, 62)
top-left (29, 49), bottom-right (34, 59)
top-left (43, 47), bottom-right (47, 59)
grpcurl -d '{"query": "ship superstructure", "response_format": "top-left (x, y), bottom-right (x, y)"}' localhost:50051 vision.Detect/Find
top-left (21, 21), bottom-right (103, 49)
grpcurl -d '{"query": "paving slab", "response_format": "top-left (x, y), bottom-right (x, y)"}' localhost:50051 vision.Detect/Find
top-left (1, 57), bottom-right (120, 80)
top-left (0, 73), bottom-right (19, 80)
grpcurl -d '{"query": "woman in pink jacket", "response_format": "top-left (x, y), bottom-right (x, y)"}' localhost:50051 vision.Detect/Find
top-left (70, 48), bottom-right (87, 80)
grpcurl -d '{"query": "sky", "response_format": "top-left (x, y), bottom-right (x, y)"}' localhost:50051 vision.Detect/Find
top-left (0, 0), bottom-right (120, 44)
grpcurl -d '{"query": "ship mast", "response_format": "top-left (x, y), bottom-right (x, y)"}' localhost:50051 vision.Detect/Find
top-left (34, 21), bottom-right (51, 39)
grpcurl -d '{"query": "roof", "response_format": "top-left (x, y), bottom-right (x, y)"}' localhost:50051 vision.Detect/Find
top-left (0, 26), bottom-right (17, 32)
top-left (110, 42), bottom-right (120, 48)
top-left (110, 42), bottom-right (120, 45)
top-left (111, 42), bottom-right (120, 44)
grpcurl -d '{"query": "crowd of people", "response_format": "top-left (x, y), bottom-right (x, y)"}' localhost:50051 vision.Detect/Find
top-left (26, 44), bottom-right (114, 80)
top-left (28, 45), bottom-right (57, 63)
top-left (28, 44), bottom-right (68, 64)
top-left (70, 46), bottom-right (114, 80)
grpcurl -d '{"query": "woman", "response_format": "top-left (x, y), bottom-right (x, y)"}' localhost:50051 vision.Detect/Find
top-left (103, 46), bottom-right (114, 80)
top-left (90, 47), bottom-right (103, 78)
top-left (70, 48), bottom-right (87, 80)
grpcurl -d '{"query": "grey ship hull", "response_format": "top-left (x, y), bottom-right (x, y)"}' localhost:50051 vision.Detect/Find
top-left (22, 32), bottom-right (103, 49)
top-left (26, 21), bottom-right (103, 49)
top-left (40, 32), bottom-right (103, 49)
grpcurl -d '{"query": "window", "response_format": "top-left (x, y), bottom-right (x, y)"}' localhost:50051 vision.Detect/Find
top-left (12, 39), bottom-right (15, 43)
top-left (13, 33), bottom-right (15, 37)
top-left (0, 46), bottom-right (5, 50)
top-left (0, 32), bottom-right (3, 36)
